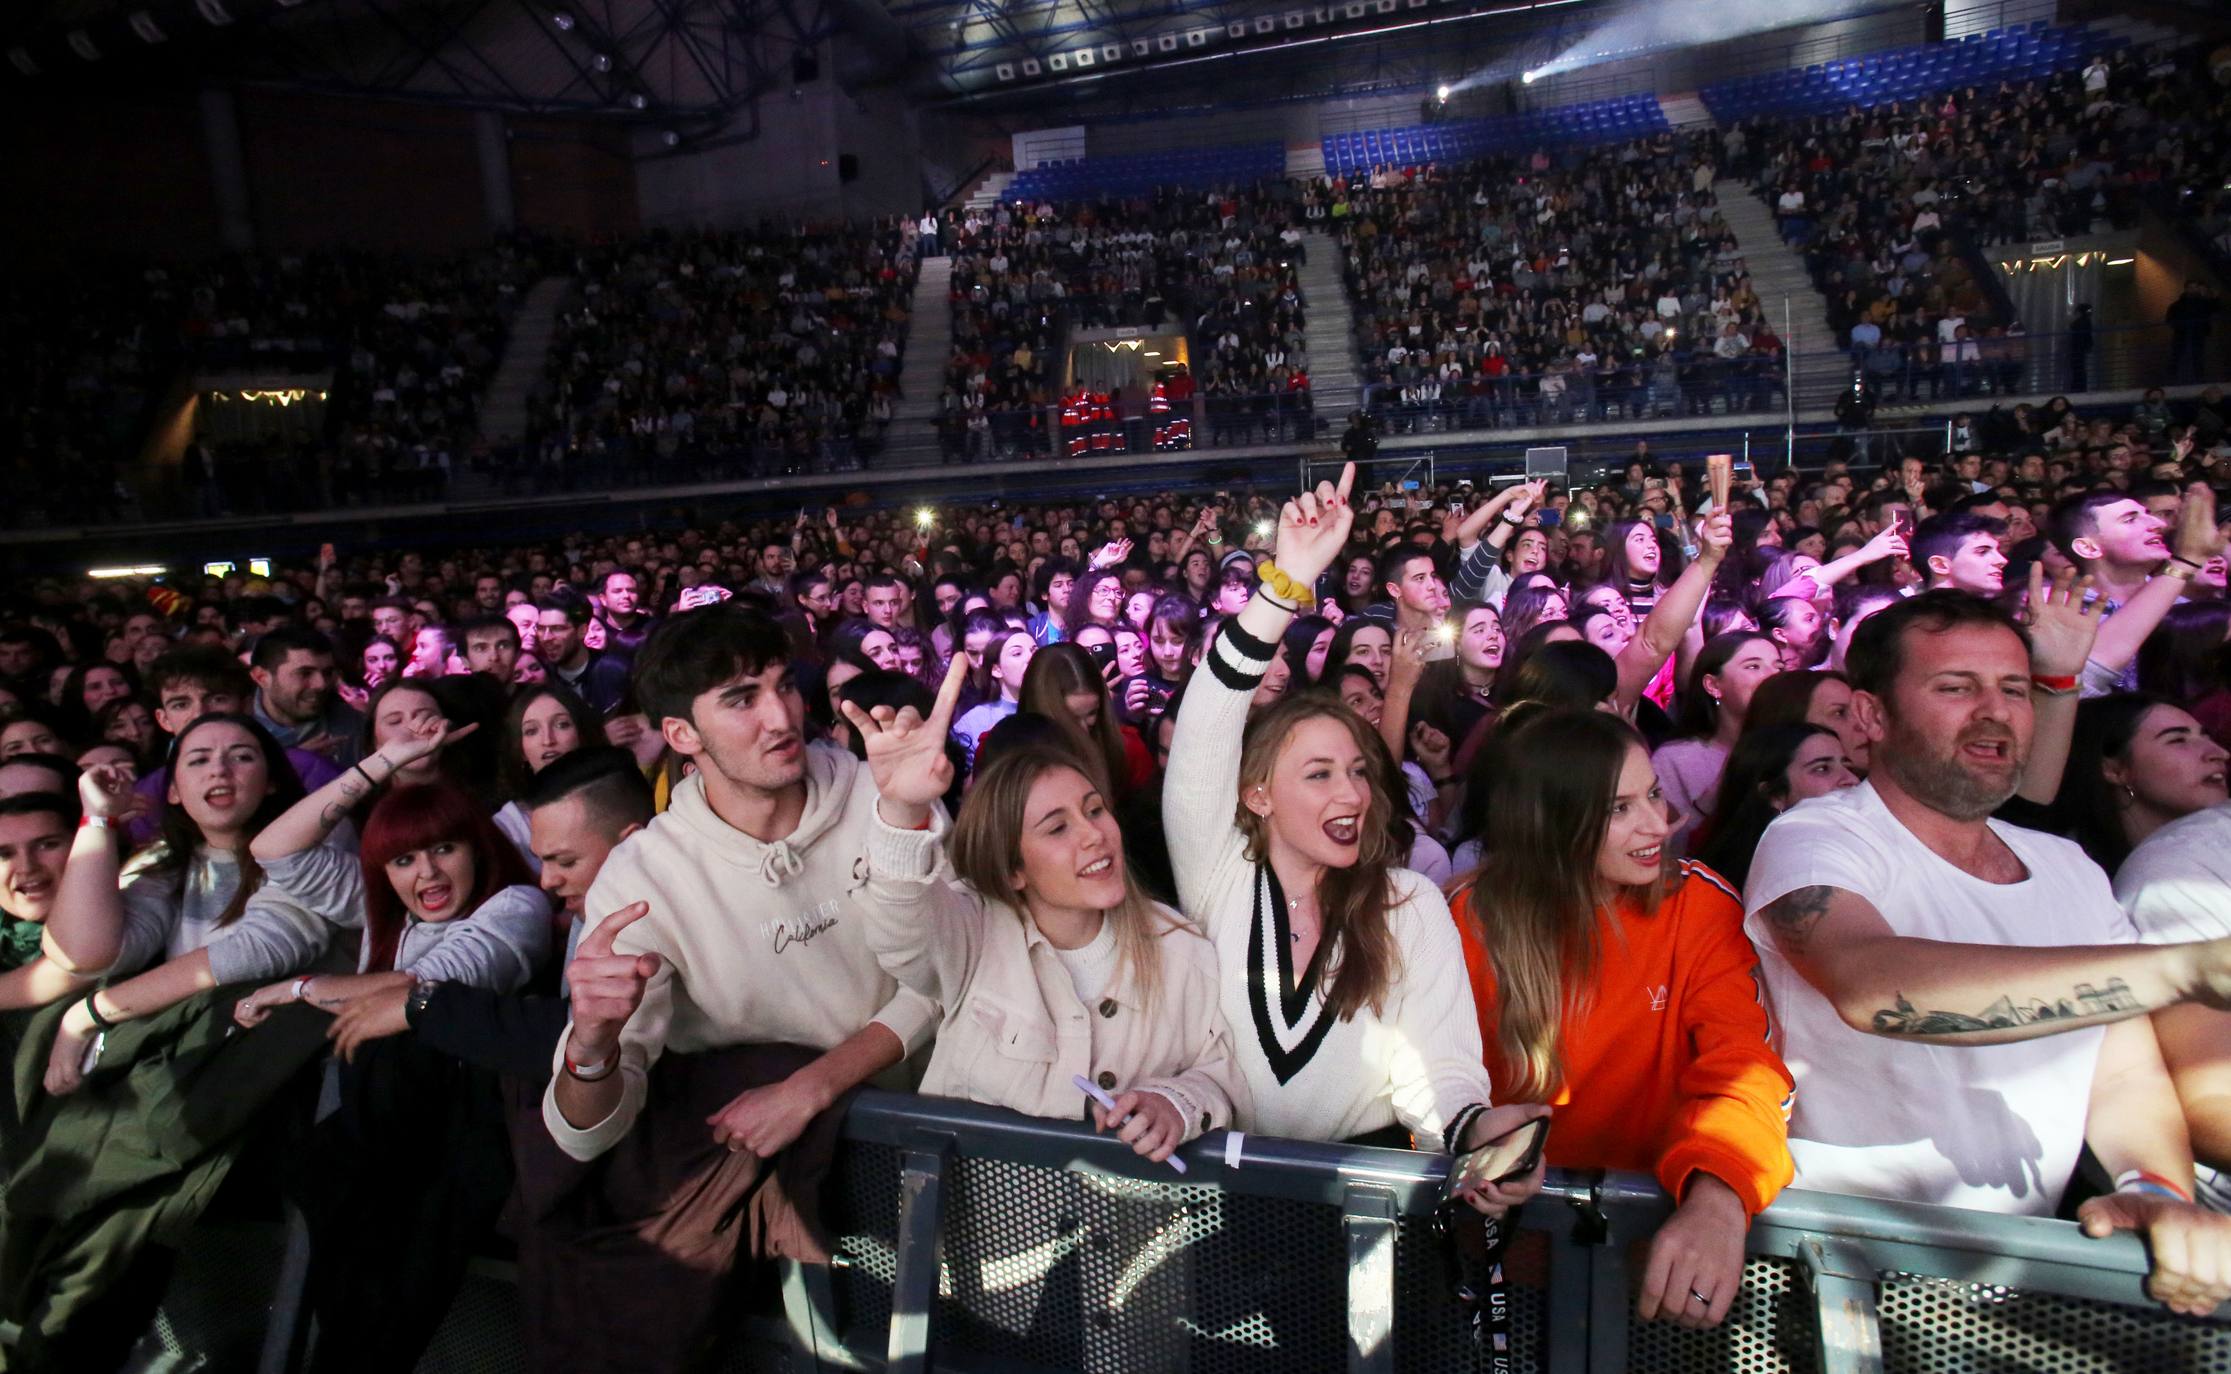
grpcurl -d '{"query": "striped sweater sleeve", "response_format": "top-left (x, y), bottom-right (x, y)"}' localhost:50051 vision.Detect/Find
top-left (1161, 619), bottom-right (1276, 936)
top-left (1451, 541), bottom-right (1512, 608)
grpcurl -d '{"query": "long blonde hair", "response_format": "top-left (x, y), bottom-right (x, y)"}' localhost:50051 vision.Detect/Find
top-left (949, 739), bottom-right (1184, 1013)
top-left (1234, 692), bottom-right (1402, 1021)
top-left (1461, 708), bottom-right (1666, 1100)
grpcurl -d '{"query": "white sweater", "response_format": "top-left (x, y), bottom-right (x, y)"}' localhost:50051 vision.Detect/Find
top-left (1162, 617), bottom-right (1496, 1149)
top-left (862, 811), bottom-right (1242, 1137)
top-left (543, 746), bottom-right (942, 1160)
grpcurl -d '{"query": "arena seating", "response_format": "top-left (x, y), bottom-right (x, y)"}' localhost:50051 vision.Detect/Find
top-left (1320, 94), bottom-right (1666, 178)
top-left (1702, 21), bottom-right (2123, 120)
top-left (1004, 142), bottom-right (1286, 201)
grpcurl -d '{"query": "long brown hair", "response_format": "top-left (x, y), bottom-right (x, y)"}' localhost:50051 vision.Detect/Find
top-left (948, 740), bottom-right (1188, 1013)
top-left (1461, 708), bottom-right (1665, 1101)
top-left (1234, 692), bottom-right (1402, 1021)
top-left (1018, 642), bottom-right (1127, 794)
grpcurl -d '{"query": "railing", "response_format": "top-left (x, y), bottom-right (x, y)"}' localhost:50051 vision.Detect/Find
top-left (780, 1093), bottom-right (2231, 1373)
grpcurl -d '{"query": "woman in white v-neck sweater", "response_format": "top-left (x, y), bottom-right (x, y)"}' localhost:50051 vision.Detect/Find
top-left (1162, 466), bottom-right (1541, 1185)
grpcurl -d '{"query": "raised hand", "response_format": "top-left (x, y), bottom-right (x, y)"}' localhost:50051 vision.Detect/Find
top-left (1273, 461), bottom-right (1356, 586)
top-left (2021, 564), bottom-right (2102, 679)
top-left (1694, 509), bottom-right (1734, 563)
top-left (79, 761), bottom-right (144, 824)
top-left (1860, 527), bottom-right (1909, 565)
top-left (565, 900), bottom-right (660, 1064)
top-left (1390, 627), bottom-right (1433, 686)
top-left (375, 715), bottom-right (477, 774)
top-left (842, 654), bottom-right (967, 826)
top-left (2173, 483), bottom-right (2222, 567)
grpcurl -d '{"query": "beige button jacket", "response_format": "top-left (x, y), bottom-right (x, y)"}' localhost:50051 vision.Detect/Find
top-left (864, 813), bottom-right (1245, 1139)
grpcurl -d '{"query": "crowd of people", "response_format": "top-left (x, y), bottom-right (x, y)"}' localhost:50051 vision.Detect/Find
top-left (1335, 129), bottom-right (1792, 431)
top-left (1746, 36), bottom-right (2231, 393)
top-left (2, 241), bottom-right (547, 525)
top-left (1, 373), bottom-right (2230, 1365)
top-left (929, 185), bottom-right (1313, 459)
top-left (515, 223), bottom-right (918, 488)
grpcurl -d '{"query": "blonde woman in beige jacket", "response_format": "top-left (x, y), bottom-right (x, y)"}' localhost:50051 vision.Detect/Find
top-left (845, 662), bottom-right (1241, 1164)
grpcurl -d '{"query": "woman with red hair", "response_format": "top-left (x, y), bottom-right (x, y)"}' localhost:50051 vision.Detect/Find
top-left (234, 715), bottom-right (547, 1057)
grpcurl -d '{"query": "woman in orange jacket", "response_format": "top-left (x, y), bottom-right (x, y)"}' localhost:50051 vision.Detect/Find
top-left (1448, 705), bottom-right (1794, 1331)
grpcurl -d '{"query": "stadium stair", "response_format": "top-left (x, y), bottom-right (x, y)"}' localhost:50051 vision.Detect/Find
top-left (475, 274), bottom-right (570, 449)
top-left (885, 254), bottom-right (953, 466)
top-left (1714, 181), bottom-right (1843, 410)
top-left (1655, 92), bottom-right (1715, 131)
top-left (1296, 228), bottom-right (1361, 424)
top-left (965, 170), bottom-right (1015, 212)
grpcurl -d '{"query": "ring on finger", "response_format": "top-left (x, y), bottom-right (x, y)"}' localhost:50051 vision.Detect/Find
top-left (1689, 1288), bottom-right (1710, 1307)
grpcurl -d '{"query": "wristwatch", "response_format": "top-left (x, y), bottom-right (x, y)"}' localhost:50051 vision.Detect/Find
top-left (404, 978), bottom-right (439, 1030)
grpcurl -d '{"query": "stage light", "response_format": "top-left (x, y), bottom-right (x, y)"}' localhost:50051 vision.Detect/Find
top-left (1435, 84), bottom-right (1449, 100)
top-left (129, 11), bottom-right (166, 42)
top-left (626, 92), bottom-right (648, 109)
top-left (67, 31), bottom-right (99, 61)
top-left (89, 565), bottom-right (166, 580)
top-left (194, 0), bottom-right (233, 26)
top-left (7, 47), bottom-right (37, 76)
top-left (661, 129), bottom-right (682, 147)
top-left (591, 52), bottom-right (613, 72)
top-left (1520, 69), bottom-right (1539, 84)
top-left (553, 11), bottom-right (576, 30)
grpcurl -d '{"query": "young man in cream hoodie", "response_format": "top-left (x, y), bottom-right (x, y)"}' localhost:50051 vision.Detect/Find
top-left (546, 603), bottom-right (940, 1160)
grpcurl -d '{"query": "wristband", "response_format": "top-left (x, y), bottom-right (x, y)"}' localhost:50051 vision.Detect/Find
top-left (2113, 1169), bottom-right (2192, 1205)
top-left (566, 1052), bottom-right (617, 1083)
top-left (2029, 673), bottom-right (2079, 696)
top-left (82, 992), bottom-right (118, 1032)
top-left (351, 762), bottom-right (381, 790)
top-left (80, 814), bottom-right (115, 831)
top-left (291, 976), bottom-right (315, 1003)
top-left (2170, 555), bottom-right (2204, 571)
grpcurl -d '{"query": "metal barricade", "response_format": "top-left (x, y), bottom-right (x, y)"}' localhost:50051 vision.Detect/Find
top-left (783, 1091), bottom-right (2231, 1374)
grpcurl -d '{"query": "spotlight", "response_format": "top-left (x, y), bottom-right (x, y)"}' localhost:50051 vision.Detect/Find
top-left (1520, 68), bottom-right (1539, 84)
top-left (591, 52), bottom-right (613, 72)
top-left (552, 10), bottom-right (576, 30)
top-left (67, 30), bottom-right (100, 61)
top-left (1435, 84), bottom-right (1449, 101)
top-left (661, 129), bottom-right (682, 147)
top-left (129, 11), bottom-right (167, 43)
top-left (626, 92), bottom-right (648, 110)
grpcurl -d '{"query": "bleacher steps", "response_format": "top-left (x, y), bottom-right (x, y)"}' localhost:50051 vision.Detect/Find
top-left (965, 171), bottom-right (1016, 212)
top-left (894, 256), bottom-right (952, 424)
top-left (475, 275), bottom-right (571, 447)
top-left (1296, 228), bottom-right (1362, 424)
top-left (1714, 180), bottom-right (1844, 410)
top-left (1657, 93), bottom-right (1716, 130)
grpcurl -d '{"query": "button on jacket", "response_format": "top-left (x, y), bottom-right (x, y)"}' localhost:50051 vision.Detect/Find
top-left (863, 814), bottom-right (1243, 1137)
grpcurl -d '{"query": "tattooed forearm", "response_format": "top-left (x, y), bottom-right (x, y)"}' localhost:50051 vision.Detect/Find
top-left (1871, 979), bottom-right (2145, 1037)
top-left (1761, 885), bottom-right (1835, 953)
top-left (317, 771), bottom-right (377, 829)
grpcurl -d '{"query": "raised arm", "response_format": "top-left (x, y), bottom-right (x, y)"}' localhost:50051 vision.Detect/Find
top-left (1450, 480), bottom-right (1541, 605)
top-left (844, 657), bottom-right (975, 1006)
top-left (1617, 510), bottom-right (1731, 712)
top-left (1754, 883), bottom-right (2231, 1044)
top-left (42, 764), bottom-right (143, 974)
top-left (1773, 526), bottom-right (1904, 597)
top-left (2015, 564), bottom-right (2103, 804)
top-left (2084, 485), bottom-right (2222, 683)
top-left (249, 716), bottom-right (473, 862)
top-left (1166, 465), bottom-right (1356, 913)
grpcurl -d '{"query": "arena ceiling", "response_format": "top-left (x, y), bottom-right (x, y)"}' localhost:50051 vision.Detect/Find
top-left (0, 0), bottom-right (1608, 117)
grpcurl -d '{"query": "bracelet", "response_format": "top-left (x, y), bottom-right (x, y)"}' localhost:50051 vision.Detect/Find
top-left (2162, 558), bottom-right (2199, 581)
top-left (2113, 1168), bottom-right (2192, 1205)
top-left (2029, 673), bottom-right (2079, 696)
top-left (2170, 555), bottom-right (2204, 571)
top-left (82, 992), bottom-right (117, 1032)
top-left (1499, 511), bottom-right (1524, 525)
top-left (351, 761), bottom-right (381, 790)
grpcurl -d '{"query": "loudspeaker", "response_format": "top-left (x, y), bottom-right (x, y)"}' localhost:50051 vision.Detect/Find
top-left (838, 153), bottom-right (859, 183)
top-left (792, 48), bottom-right (818, 82)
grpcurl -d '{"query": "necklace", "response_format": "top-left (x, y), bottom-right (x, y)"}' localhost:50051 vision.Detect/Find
top-left (1287, 896), bottom-right (1312, 944)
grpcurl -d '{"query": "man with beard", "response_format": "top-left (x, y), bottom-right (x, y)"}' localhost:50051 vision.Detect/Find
top-left (1743, 592), bottom-right (2231, 1318)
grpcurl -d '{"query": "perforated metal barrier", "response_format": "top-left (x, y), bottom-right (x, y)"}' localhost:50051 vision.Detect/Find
top-left (132, 1089), bottom-right (2231, 1372)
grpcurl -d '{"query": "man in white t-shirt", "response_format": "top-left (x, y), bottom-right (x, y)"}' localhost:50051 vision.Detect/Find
top-left (1744, 591), bottom-right (2231, 1317)
top-left (2115, 801), bottom-right (2231, 1213)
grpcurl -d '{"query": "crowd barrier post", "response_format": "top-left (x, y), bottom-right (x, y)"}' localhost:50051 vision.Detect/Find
top-left (887, 1133), bottom-right (954, 1374)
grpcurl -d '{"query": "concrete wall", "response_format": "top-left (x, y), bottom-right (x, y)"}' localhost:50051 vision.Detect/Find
top-left (236, 90), bottom-right (488, 252)
top-left (1520, 6), bottom-right (1930, 107)
top-left (634, 35), bottom-right (926, 227)
top-left (510, 117), bottom-right (641, 239)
